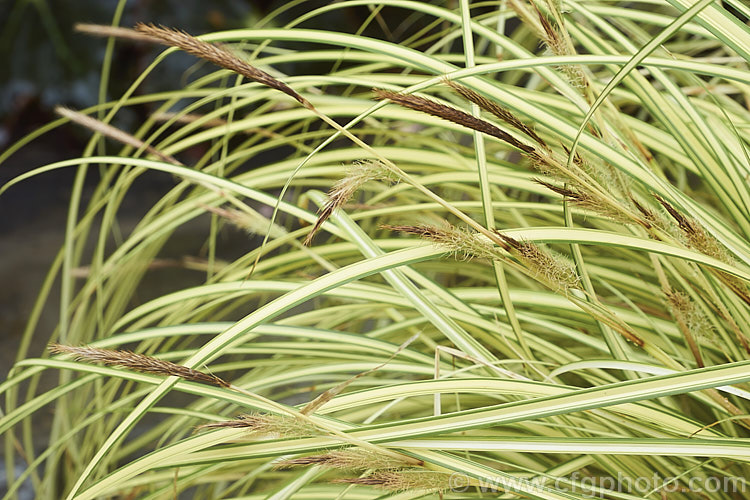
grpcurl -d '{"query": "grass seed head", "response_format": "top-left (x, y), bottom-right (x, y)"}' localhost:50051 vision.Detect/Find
top-left (530, 2), bottom-right (587, 87)
top-left (333, 470), bottom-right (453, 493)
top-left (134, 23), bottom-right (310, 108)
top-left (373, 89), bottom-right (535, 153)
top-left (55, 107), bottom-right (181, 166)
top-left (75, 23), bottom-right (159, 43)
top-left (195, 413), bottom-right (318, 437)
top-left (535, 179), bottom-right (638, 224)
top-left (276, 449), bottom-right (412, 470)
top-left (49, 344), bottom-right (230, 387)
top-left (204, 205), bottom-right (287, 239)
top-left (666, 291), bottom-right (718, 345)
top-left (304, 160), bottom-right (395, 246)
top-left (383, 223), bottom-right (498, 261)
top-left (445, 80), bottom-right (547, 148)
top-left (495, 233), bottom-right (580, 291)
top-left (654, 194), bottom-right (734, 263)
top-left (629, 196), bottom-right (661, 230)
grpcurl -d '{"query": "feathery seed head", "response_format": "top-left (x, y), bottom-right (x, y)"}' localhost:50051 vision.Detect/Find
top-left (666, 291), bottom-right (718, 345)
top-left (654, 194), bottom-right (733, 263)
top-left (304, 160), bottom-right (395, 246)
top-left (495, 232), bottom-right (580, 291)
top-left (276, 449), bottom-right (412, 470)
top-left (536, 179), bottom-right (639, 224)
top-left (56, 107), bottom-right (180, 166)
top-left (629, 196), bottom-right (660, 230)
top-left (195, 413), bottom-right (318, 437)
top-left (75, 23), bottom-right (159, 43)
top-left (382, 223), bottom-right (498, 261)
top-left (333, 470), bottom-right (453, 493)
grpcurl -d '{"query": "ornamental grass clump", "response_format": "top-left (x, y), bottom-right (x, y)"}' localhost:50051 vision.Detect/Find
top-left (2, 1), bottom-right (750, 499)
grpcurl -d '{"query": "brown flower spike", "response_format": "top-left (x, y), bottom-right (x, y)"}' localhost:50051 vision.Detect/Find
top-left (444, 80), bottom-right (547, 148)
top-left (49, 344), bottom-right (230, 388)
top-left (133, 23), bottom-right (311, 108)
top-left (373, 89), bottom-right (535, 154)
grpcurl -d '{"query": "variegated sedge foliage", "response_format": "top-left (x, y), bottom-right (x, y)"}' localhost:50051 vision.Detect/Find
top-left (371, 78), bottom-right (750, 359)
top-left (1, 1), bottom-right (750, 499)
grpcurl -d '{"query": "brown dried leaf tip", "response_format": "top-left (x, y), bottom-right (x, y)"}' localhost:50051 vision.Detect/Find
top-left (304, 160), bottom-right (396, 246)
top-left (49, 344), bottom-right (229, 388)
top-left (382, 223), bottom-right (498, 261)
top-left (334, 470), bottom-right (453, 493)
top-left (276, 449), bottom-right (413, 470)
top-left (133, 23), bottom-right (310, 108)
top-left (195, 412), bottom-right (318, 437)
top-left (373, 89), bottom-right (535, 153)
